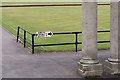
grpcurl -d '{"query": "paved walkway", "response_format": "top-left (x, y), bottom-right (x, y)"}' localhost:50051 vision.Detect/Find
top-left (1, 27), bottom-right (119, 78)
top-left (0, 27), bottom-right (2, 79)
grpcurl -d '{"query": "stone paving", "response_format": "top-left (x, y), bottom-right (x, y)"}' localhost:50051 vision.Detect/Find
top-left (0, 27), bottom-right (2, 79)
top-left (1, 27), bottom-right (119, 78)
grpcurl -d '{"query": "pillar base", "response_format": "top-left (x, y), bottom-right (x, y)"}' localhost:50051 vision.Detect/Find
top-left (77, 62), bottom-right (103, 77)
top-left (105, 60), bottom-right (120, 75)
top-left (80, 59), bottom-right (99, 64)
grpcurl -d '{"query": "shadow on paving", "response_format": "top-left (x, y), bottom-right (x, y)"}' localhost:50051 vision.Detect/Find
top-left (1, 27), bottom-right (119, 79)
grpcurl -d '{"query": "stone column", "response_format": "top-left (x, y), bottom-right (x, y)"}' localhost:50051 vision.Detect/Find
top-left (106, 1), bottom-right (120, 74)
top-left (77, 0), bottom-right (103, 77)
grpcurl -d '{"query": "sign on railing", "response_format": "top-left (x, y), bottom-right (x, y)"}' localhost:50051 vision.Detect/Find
top-left (36, 31), bottom-right (53, 37)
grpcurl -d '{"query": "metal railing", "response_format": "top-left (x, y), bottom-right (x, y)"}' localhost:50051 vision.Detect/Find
top-left (1, 3), bottom-right (110, 7)
top-left (17, 26), bottom-right (36, 54)
top-left (17, 26), bottom-right (110, 54)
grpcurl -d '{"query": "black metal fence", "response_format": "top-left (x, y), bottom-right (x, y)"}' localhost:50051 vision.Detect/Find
top-left (16, 26), bottom-right (110, 54)
top-left (1, 4), bottom-right (110, 7)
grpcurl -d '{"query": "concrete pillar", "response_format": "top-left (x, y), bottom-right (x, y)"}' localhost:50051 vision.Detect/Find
top-left (106, 1), bottom-right (120, 74)
top-left (77, 0), bottom-right (103, 77)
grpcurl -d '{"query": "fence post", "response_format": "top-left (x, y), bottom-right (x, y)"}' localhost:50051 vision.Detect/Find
top-left (17, 26), bottom-right (20, 42)
top-left (32, 34), bottom-right (35, 54)
top-left (24, 30), bottom-right (26, 48)
top-left (75, 33), bottom-right (78, 52)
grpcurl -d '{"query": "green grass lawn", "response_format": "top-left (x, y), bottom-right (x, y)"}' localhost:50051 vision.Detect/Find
top-left (2, 3), bottom-right (110, 52)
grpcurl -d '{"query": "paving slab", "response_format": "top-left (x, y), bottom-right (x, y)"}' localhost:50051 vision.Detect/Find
top-left (0, 27), bottom-right (2, 79)
top-left (1, 27), bottom-right (119, 78)
top-left (2, 27), bottom-right (81, 78)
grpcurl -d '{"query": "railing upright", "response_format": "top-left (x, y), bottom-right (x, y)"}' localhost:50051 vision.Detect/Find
top-left (24, 30), bottom-right (26, 48)
top-left (75, 33), bottom-right (78, 52)
top-left (32, 34), bottom-right (35, 54)
top-left (17, 26), bottom-right (20, 42)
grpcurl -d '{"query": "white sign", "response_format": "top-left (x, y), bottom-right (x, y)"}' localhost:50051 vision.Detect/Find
top-left (36, 31), bottom-right (53, 37)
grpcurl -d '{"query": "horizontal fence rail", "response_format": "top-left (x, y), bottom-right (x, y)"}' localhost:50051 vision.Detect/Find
top-left (1, 4), bottom-right (110, 7)
top-left (16, 26), bottom-right (110, 54)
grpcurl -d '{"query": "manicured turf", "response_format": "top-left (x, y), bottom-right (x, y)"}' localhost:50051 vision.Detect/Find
top-left (2, 3), bottom-right (110, 52)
